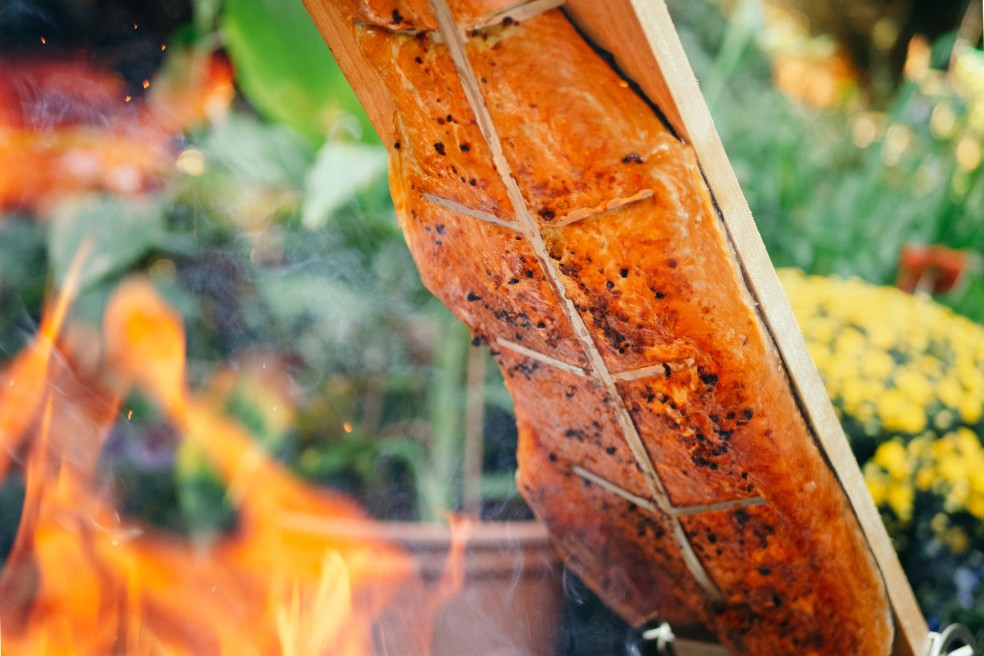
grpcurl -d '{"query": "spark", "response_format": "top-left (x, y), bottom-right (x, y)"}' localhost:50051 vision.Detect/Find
top-left (161, 43), bottom-right (167, 51)
top-left (342, 422), bottom-right (353, 433)
top-left (40, 36), bottom-right (46, 44)
top-left (124, 95), bottom-right (132, 103)
top-left (127, 409), bottom-right (133, 420)
top-left (133, 23), bottom-right (138, 30)
top-left (142, 80), bottom-right (150, 89)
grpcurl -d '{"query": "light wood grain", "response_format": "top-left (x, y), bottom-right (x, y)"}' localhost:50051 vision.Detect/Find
top-left (561, 2), bottom-right (930, 655)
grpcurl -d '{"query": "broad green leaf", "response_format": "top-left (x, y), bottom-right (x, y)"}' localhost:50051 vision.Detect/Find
top-left (220, 0), bottom-right (375, 145)
top-left (203, 112), bottom-right (314, 189)
top-left (258, 271), bottom-right (375, 345)
top-left (302, 141), bottom-right (388, 230)
top-left (0, 217), bottom-right (46, 301)
top-left (47, 195), bottom-right (165, 290)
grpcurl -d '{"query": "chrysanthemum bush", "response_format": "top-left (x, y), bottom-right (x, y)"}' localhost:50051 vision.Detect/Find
top-left (780, 269), bottom-right (984, 636)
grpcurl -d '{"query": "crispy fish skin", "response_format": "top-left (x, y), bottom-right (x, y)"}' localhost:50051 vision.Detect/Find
top-left (326, 4), bottom-right (893, 654)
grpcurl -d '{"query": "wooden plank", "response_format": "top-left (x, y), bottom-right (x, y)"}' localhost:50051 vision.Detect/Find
top-left (563, 2), bottom-right (930, 655)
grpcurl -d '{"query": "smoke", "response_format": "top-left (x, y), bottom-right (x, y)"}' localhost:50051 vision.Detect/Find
top-left (0, 0), bottom-right (67, 50)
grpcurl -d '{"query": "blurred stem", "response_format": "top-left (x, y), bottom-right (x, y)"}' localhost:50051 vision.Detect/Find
top-left (703, 0), bottom-right (758, 111)
top-left (194, 0), bottom-right (223, 35)
top-left (462, 344), bottom-right (487, 517)
top-left (418, 313), bottom-right (468, 522)
top-left (951, 1), bottom-right (983, 69)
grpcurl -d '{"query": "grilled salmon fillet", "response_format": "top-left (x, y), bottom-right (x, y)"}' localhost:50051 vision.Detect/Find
top-left (304, 1), bottom-right (893, 653)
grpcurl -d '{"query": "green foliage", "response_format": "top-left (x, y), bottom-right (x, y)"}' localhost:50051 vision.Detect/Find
top-left (669, 0), bottom-right (984, 324)
top-left (0, 101), bottom-right (501, 526)
top-left (0, 217), bottom-right (47, 354)
top-left (302, 142), bottom-right (388, 230)
top-left (220, 0), bottom-right (375, 145)
top-left (47, 195), bottom-right (166, 291)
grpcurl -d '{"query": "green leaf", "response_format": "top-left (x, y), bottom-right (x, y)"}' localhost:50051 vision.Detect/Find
top-left (302, 141), bottom-right (388, 230)
top-left (220, 0), bottom-right (375, 145)
top-left (0, 217), bottom-right (46, 303)
top-left (47, 195), bottom-right (165, 290)
top-left (203, 112), bottom-right (314, 189)
top-left (258, 271), bottom-right (375, 344)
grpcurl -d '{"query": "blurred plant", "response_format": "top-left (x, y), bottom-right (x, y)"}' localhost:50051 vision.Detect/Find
top-left (0, 0), bottom-right (526, 529)
top-left (219, 0), bottom-right (375, 144)
top-left (670, 0), bottom-right (984, 323)
top-left (780, 268), bottom-right (984, 641)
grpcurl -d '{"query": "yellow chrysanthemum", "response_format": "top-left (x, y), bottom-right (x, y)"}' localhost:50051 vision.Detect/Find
top-left (777, 268), bottom-right (984, 552)
top-left (873, 440), bottom-right (911, 480)
top-left (886, 483), bottom-right (915, 523)
top-left (877, 389), bottom-right (927, 434)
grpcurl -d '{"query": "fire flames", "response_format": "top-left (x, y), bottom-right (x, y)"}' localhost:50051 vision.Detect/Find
top-left (0, 260), bottom-right (463, 654)
top-left (0, 49), bottom-right (234, 210)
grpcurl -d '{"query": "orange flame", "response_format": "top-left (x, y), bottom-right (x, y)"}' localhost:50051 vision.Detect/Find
top-left (0, 50), bottom-right (233, 211)
top-left (0, 273), bottom-right (470, 655)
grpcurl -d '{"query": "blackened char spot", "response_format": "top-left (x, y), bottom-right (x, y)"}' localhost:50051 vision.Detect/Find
top-left (493, 308), bottom-right (532, 329)
top-left (621, 153), bottom-right (644, 164)
top-left (433, 142), bottom-right (446, 155)
top-left (391, 8), bottom-right (403, 23)
top-left (564, 428), bottom-right (587, 442)
top-left (513, 360), bottom-right (540, 380)
top-left (636, 515), bottom-right (665, 539)
top-left (466, 292), bottom-right (481, 302)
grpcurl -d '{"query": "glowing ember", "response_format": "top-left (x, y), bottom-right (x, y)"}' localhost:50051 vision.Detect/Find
top-left (0, 272), bottom-right (468, 654)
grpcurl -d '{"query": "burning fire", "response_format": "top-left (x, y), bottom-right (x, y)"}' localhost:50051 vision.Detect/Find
top-left (0, 49), bottom-right (234, 210)
top-left (0, 264), bottom-right (465, 654)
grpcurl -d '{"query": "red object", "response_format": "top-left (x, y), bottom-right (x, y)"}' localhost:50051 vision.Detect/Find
top-left (897, 244), bottom-right (970, 294)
